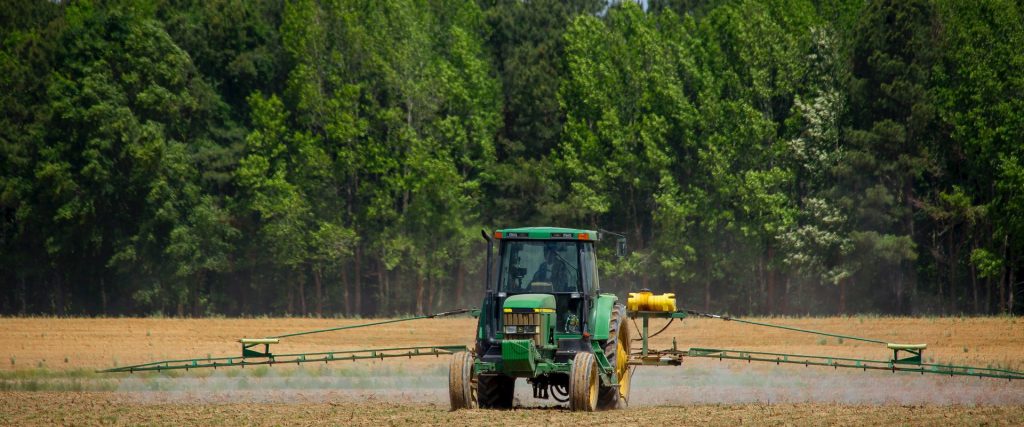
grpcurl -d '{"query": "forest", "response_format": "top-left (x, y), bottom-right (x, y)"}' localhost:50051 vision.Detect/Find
top-left (1, 0), bottom-right (1023, 317)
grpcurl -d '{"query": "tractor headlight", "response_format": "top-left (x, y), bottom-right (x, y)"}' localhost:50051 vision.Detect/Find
top-left (504, 325), bottom-right (518, 334)
top-left (522, 325), bottom-right (537, 334)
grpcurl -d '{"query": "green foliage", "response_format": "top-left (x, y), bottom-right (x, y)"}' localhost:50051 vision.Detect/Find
top-left (2, 0), bottom-right (1023, 316)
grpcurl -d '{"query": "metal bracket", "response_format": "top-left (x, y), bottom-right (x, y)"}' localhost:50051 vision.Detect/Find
top-left (239, 338), bottom-right (279, 358)
top-left (888, 343), bottom-right (927, 365)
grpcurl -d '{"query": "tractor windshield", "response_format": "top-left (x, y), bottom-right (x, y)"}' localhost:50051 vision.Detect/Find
top-left (498, 240), bottom-right (581, 294)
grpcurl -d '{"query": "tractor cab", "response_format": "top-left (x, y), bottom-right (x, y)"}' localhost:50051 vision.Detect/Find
top-left (476, 227), bottom-right (609, 362)
top-left (496, 234), bottom-right (597, 334)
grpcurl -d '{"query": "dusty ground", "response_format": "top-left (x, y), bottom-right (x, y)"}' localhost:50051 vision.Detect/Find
top-left (1, 316), bottom-right (1022, 425)
top-left (2, 392), bottom-right (1023, 426)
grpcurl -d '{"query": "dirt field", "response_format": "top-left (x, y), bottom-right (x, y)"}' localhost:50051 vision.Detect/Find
top-left (3, 392), bottom-right (1023, 426)
top-left (2, 316), bottom-right (1023, 425)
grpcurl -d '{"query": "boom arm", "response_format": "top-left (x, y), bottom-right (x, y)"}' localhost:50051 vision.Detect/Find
top-left (97, 309), bottom-right (476, 374)
top-left (685, 347), bottom-right (1024, 380)
top-left (629, 309), bottom-right (1024, 381)
top-left (98, 345), bottom-right (468, 373)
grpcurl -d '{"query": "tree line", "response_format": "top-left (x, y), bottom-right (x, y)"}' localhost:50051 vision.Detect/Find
top-left (2, 0), bottom-right (1022, 317)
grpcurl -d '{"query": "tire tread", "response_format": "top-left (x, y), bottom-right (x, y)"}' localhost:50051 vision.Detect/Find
top-left (569, 351), bottom-right (597, 411)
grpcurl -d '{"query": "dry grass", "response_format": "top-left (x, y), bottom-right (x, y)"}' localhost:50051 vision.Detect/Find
top-left (1, 316), bottom-right (1021, 371)
top-left (1, 316), bottom-right (1022, 425)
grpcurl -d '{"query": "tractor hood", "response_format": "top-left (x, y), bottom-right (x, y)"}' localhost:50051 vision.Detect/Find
top-left (503, 294), bottom-right (555, 312)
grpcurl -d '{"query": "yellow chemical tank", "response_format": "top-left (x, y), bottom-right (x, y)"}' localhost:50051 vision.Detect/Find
top-left (627, 290), bottom-right (677, 312)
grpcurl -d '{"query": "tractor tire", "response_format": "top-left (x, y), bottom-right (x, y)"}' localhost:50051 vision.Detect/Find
top-left (477, 373), bottom-right (515, 409)
top-left (449, 352), bottom-right (477, 410)
top-left (597, 303), bottom-right (632, 410)
top-left (569, 351), bottom-right (598, 411)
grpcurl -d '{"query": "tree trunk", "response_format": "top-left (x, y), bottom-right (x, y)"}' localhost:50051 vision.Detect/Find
top-left (970, 242), bottom-right (979, 314)
top-left (345, 171), bottom-right (356, 317)
top-left (19, 276), bottom-right (27, 315)
top-left (948, 229), bottom-right (956, 314)
top-left (355, 245), bottom-right (363, 316)
top-left (985, 223), bottom-right (993, 314)
top-left (838, 277), bottom-right (847, 315)
top-left (766, 245), bottom-right (776, 314)
top-left (53, 272), bottom-right (65, 316)
top-left (456, 261), bottom-right (465, 308)
top-left (341, 261), bottom-right (351, 316)
top-left (298, 273), bottom-right (307, 316)
top-left (780, 277), bottom-right (790, 315)
top-left (1000, 235), bottom-right (1008, 313)
top-left (378, 259), bottom-right (388, 315)
top-left (904, 267), bottom-right (913, 313)
top-left (437, 274), bottom-right (445, 310)
top-left (428, 276), bottom-right (436, 312)
top-left (286, 281), bottom-right (294, 315)
top-left (314, 267), bottom-right (323, 317)
top-left (100, 277), bottom-right (107, 315)
top-left (756, 256), bottom-right (765, 314)
top-left (985, 276), bottom-right (992, 314)
top-left (905, 181), bottom-right (918, 302)
top-left (704, 278), bottom-right (711, 313)
top-left (416, 274), bottom-right (425, 315)
top-left (937, 236), bottom-right (945, 315)
top-left (895, 263), bottom-right (905, 314)
top-left (175, 271), bottom-right (184, 317)
top-left (632, 194), bottom-right (648, 290)
top-left (192, 271), bottom-right (204, 317)
top-left (1009, 253), bottom-right (1016, 314)
top-left (241, 265), bottom-right (251, 314)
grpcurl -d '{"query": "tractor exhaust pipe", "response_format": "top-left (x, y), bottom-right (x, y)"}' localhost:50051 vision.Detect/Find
top-left (481, 229), bottom-right (498, 347)
top-left (481, 229), bottom-right (493, 292)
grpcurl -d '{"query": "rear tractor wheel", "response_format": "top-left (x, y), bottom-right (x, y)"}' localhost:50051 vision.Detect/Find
top-left (449, 351), bottom-right (477, 410)
top-left (477, 373), bottom-right (515, 409)
top-left (598, 303), bottom-right (632, 409)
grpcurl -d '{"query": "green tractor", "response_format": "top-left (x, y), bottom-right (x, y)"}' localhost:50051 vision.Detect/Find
top-left (449, 227), bottom-right (631, 411)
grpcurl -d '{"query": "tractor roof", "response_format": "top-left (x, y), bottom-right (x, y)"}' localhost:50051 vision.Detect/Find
top-left (494, 226), bottom-right (599, 240)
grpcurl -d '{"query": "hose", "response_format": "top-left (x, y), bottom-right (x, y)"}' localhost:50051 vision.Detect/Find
top-left (630, 317), bottom-right (674, 342)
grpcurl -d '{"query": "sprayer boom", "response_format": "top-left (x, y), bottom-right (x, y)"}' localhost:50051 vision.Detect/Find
top-left (684, 347), bottom-right (1024, 380)
top-left (97, 309), bottom-right (475, 374)
top-left (628, 307), bottom-right (1024, 381)
top-left (98, 345), bottom-right (468, 374)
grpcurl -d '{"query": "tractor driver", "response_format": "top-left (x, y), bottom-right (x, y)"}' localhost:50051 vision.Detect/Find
top-left (531, 243), bottom-right (572, 292)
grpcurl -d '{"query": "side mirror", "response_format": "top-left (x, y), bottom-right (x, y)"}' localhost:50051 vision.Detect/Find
top-left (616, 237), bottom-right (627, 258)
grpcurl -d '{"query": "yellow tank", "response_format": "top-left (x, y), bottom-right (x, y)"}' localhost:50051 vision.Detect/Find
top-left (627, 290), bottom-right (677, 312)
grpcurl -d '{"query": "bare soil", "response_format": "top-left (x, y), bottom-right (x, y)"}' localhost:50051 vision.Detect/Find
top-left (1, 316), bottom-right (1022, 425)
top-left (2, 392), bottom-right (1023, 426)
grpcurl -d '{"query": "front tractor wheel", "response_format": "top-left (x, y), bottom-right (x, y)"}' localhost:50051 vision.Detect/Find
top-left (569, 352), bottom-right (598, 411)
top-left (449, 352), bottom-right (477, 410)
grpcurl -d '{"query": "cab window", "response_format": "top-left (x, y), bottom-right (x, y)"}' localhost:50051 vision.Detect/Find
top-left (498, 240), bottom-right (580, 293)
